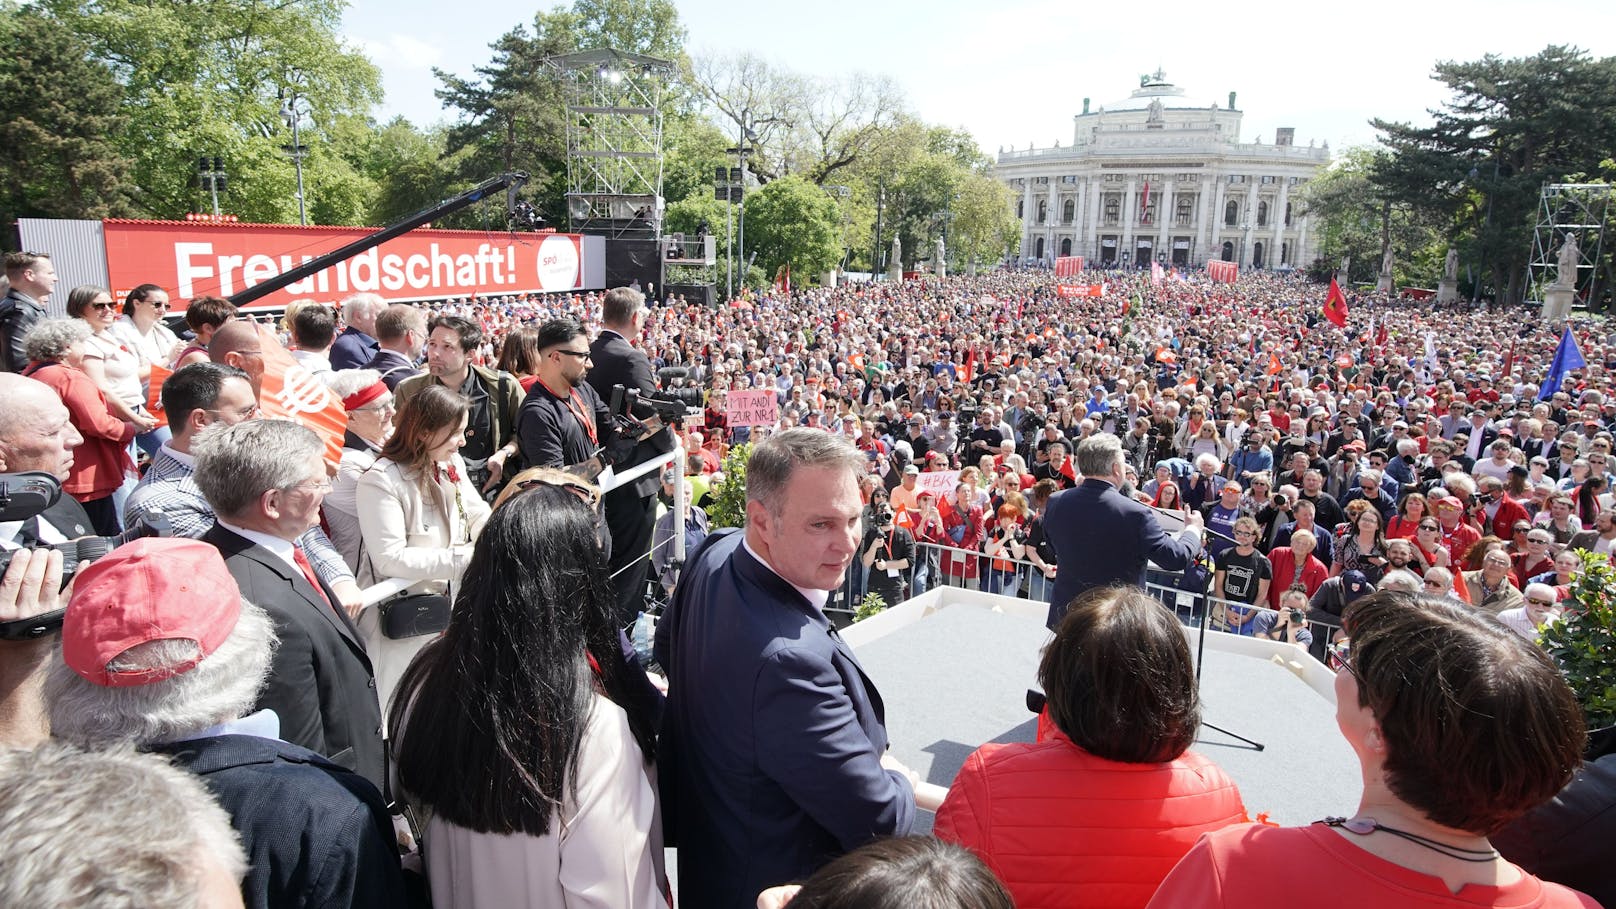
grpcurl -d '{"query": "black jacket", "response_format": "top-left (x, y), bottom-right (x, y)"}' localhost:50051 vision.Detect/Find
top-left (0, 289), bottom-right (45, 373)
top-left (516, 376), bottom-right (620, 470)
top-left (204, 524), bottom-right (385, 790)
top-left (150, 734), bottom-right (406, 909)
top-left (588, 329), bottom-right (675, 497)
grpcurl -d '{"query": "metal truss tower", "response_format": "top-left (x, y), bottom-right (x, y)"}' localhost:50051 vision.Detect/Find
top-left (549, 48), bottom-right (676, 240)
top-left (1527, 182), bottom-right (1611, 308)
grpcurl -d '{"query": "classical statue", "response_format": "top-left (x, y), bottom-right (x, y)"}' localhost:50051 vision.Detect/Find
top-left (1558, 235), bottom-right (1580, 284)
top-left (1443, 247), bottom-right (1459, 281)
top-left (891, 235), bottom-right (902, 265)
top-left (1146, 97), bottom-right (1165, 123)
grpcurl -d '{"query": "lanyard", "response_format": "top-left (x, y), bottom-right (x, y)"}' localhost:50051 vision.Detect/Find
top-left (538, 377), bottom-right (598, 446)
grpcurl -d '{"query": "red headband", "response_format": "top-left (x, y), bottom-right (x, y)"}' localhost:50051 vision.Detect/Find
top-left (342, 381), bottom-right (389, 412)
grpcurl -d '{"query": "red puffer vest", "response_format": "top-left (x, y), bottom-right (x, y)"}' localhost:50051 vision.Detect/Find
top-left (933, 733), bottom-right (1247, 909)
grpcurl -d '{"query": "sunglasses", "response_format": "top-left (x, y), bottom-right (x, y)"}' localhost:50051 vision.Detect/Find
top-left (515, 475), bottom-right (601, 506)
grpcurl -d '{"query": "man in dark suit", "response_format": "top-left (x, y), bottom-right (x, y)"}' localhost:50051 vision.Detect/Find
top-left (655, 429), bottom-right (918, 908)
top-left (362, 303), bottom-right (426, 390)
top-left (1042, 432), bottom-right (1204, 628)
top-left (588, 287), bottom-right (675, 624)
top-left (328, 292), bottom-right (384, 371)
top-left (194, 418), bottom-right (385, 790)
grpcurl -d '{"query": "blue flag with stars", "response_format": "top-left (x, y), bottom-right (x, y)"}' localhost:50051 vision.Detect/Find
top-left (1538, 327), bottom-right (1586, 401)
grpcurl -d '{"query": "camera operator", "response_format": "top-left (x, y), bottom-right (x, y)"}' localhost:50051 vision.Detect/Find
top-left (1228, 428), bottom-right (1273, 489)
top-left (861, 497), bottom-right (914, 607)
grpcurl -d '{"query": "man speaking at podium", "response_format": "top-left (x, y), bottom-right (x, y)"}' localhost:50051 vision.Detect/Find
top-left (1042, 432), bottom-right (1205, 628)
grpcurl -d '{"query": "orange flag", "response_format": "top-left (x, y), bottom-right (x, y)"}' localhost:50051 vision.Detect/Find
top-left (145, 362), bottom-right (172, 429)
top-left (1265, 352), bottom-right (1282, 376)
top-left (255, 324), bottom-right (347, 468)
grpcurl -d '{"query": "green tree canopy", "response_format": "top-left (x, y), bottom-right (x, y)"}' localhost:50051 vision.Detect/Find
top-left (741, 175), bottom-right (842, 278)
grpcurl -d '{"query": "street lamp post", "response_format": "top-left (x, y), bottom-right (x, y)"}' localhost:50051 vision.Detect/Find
top-left (198, 156), bottom-right (226, 216)
top-left (279, 89), bottom-right (310, 225)
top-left (872, 185), bottom-right (885, 281)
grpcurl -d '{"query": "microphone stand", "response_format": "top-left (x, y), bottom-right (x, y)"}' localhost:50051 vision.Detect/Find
top-left (1150, 506), bottom-right (1265, 751)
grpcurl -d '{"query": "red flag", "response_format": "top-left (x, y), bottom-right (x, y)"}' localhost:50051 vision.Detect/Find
top-left (145, 361), bottom-right (172, 429)
top-left (1501, 338), bottom-right (1516, 380)
top-left (1140, 181), bottom-right (1150, 223)
top-left (774, 264), bottom-right (791, 294)
top-left (1323, 277), bottom-right (1349, 328)
top-left (958, 349), bottom-right (974, 384)
top-left (256, 325), bottom-right (347, 468)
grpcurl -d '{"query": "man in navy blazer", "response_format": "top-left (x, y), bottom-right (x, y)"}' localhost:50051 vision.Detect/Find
top-left (655, 428), bottom-right (918, 909)
top-left (1043, 432), bottom-right (1205, 628)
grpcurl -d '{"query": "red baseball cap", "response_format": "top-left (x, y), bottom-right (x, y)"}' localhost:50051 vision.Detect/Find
top-left (62, 539), bottom-right (242, 688)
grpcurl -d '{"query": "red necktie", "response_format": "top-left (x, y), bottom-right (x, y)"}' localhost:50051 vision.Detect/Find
top-left (292, 546), bottom-right (336, 614)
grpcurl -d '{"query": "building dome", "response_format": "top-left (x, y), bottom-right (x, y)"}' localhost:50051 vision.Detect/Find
top-left (1094, 70), bottom-right (1223, 112)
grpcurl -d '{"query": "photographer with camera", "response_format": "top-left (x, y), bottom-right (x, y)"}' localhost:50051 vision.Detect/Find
top-left (1228, 428), bottom-right (1273, 489)
top-left (1251, 587), bottom-right (1314, 649)
top-left (861, 496), bottom-right (914, 608)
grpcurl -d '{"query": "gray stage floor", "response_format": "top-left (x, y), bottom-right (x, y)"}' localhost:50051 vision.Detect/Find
top-left (853, 602), bottom-right (1364, 830)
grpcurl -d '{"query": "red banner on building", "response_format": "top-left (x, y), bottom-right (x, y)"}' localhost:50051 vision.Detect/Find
top-left (1057, 283), bottom-right (1105, 298)
top-left (1054, 256), bottom-right (1084, 277)
top-left (101, 220), bottom-right (589, 311)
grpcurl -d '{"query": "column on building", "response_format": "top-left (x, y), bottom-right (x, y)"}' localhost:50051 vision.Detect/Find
top-left (1196, 172), bottom-right (1218, 265)
top-left (1072, 177), bottom-right (1087, 258)
top-left (1209, 177), bottom-right (1229, 265)
top-left (1121, 177), bottom-right (1137, 262)
top-left (1272, 180), bottom-right (1290, 267)
top-left (1021, 180), bottom-right (1035, 259)
top-left (1242, 181), bottom-right (1259, 268)
top-left (1085, 175), bottom-right (1103, 261)
top-left (1047, 178), bottom-right (1059, 260)
top-left (1296, 213), bottom-right (1311, 270)
top-left (1158, 183), bottom-right (1173, 263)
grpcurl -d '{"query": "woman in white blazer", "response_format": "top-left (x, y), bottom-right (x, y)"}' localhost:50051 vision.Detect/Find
top-left (356, 383), bottom-right (491, 714)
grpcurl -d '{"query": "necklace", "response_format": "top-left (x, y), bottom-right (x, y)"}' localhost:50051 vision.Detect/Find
top-left (1318, 816), bottom-right (1499, 863)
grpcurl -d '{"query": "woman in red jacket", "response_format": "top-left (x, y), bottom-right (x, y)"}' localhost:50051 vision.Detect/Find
top-left (21, 319), bottom-right (136, 535)
top-left (934, 586), bottom-right (1247, 909)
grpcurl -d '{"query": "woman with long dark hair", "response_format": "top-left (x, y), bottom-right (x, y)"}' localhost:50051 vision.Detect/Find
top-left (391, 483), bottom-right (666, 907)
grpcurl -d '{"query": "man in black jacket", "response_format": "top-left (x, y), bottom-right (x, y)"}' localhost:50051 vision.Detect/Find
top-left (193, 419), bottom-right (386, 791)
top-left (588, 287), bottom-right (674, 624)
top-left (0, 252), bottom-right (57, 373)
top-left (49, 536), bottom-right (405, 909)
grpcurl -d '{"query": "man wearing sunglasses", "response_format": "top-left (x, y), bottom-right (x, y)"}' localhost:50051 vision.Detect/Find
top-left (516, 317), bottom-right (626, 500)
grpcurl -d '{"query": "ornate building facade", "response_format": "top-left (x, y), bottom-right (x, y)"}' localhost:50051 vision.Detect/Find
top-left (996, 71), bottom-right (1330, 270)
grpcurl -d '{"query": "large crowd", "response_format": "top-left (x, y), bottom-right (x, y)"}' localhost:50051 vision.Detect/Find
top-left (0, 246), bottom-right (1611, 908)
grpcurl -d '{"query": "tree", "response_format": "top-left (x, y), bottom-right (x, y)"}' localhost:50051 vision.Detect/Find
top-left (1296, 147), bottom-right (1446, 287)
top-left (741, 175), bottom-right (842, 279)
top-left (0, 6), bottom-right (136, 235)
top-left (951, 172), bottom-right (1020, 275)
top-left (43, 0), bottom-right (383, 223)
top-left (1373, 46), bottom-right (1616, 303)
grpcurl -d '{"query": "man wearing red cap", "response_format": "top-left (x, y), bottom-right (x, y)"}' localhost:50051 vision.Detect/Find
top-left (48, 537), bottom-right (405, 908)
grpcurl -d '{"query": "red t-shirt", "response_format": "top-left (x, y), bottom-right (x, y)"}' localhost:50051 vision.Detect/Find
top-left (1148, 823), bottom-right (1598, 908)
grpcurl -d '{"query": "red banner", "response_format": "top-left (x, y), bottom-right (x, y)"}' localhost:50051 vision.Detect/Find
top-left (101, 220), bottom-right (589, 311)
top-left (1207, 261), bottom-right (1239, 283)
top-left (1054, 256), bottom-right (1084, 277)
top-left (1057, 283), bottom-right (1105, 298)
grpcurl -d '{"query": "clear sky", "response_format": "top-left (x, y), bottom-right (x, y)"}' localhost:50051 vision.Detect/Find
top-left (343, 0), bottom-right (1616, 158)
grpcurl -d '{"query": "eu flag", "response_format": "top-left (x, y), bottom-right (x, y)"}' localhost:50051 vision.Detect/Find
top-left (1538, 327), bottom-right (1586, 401)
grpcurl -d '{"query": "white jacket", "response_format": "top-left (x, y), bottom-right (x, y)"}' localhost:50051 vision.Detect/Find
top-left (355, 455), bottom-right (491, 591)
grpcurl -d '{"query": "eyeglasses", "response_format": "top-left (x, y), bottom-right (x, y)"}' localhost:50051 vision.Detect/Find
top-left (1525, 596), bottom-right (1558, 606)
top-left (1527, 537), bottom-right (1553, 544)
top-left (1418, 524), bottom-right (1439, 531)
top-left (89, 301), bottom-right (116, 311)
top-left (352, 402), bottom-right (395, 415)
top-left (146, 300), bottom-right (169, 310)
top-left (553, 348), bottom-right (592, 361)
top-left (1423, 579), bottom-right (1447, 590)
top-left (1331, 643), bottom-right (1362, 683)
top-left (205, 404), bottom-right (260, 419)
top-left (515, 475), bottom-right (601, 506)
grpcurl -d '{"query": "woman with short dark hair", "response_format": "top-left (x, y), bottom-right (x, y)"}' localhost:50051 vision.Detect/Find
top-left (760, 836), bottom-right (1014, 909)
top-left (935, 586), bottom-right (1247, 908)
top-left (390, 483), bottom-right (665, 908)
top-left (1148, 590), bottom-right (1594, 907)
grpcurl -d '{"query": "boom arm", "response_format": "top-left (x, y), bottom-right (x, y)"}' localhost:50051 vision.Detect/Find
top-left (227, 171), bottom-right (531, 307)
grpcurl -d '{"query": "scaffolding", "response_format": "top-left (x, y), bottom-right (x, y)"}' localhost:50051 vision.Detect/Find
top-left (548, 48), bottom-right (676, 240)
top-left (1527, 182), bottom-right (1611, 308)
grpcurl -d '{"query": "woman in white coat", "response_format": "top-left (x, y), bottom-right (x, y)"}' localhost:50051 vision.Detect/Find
top-left (356, 383), bottom-right (491, 714)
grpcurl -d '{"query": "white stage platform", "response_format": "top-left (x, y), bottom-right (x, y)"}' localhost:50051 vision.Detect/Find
top-left (844, 589), bottom-right (1364, 829)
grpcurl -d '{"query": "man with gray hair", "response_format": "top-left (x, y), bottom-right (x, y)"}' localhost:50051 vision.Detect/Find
top-left (195, 419), bottom-right (384, 789)
top-left (329, 292), bottom-right (384, 371)
top-left (1041, 432), bottom-right (1204, 628)
top-left (46, 536), bottom-right (405, 908)
top-left (0, 743), bottom-right (247, 909)
top-left (656, 427), bottom-right (920, 908)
